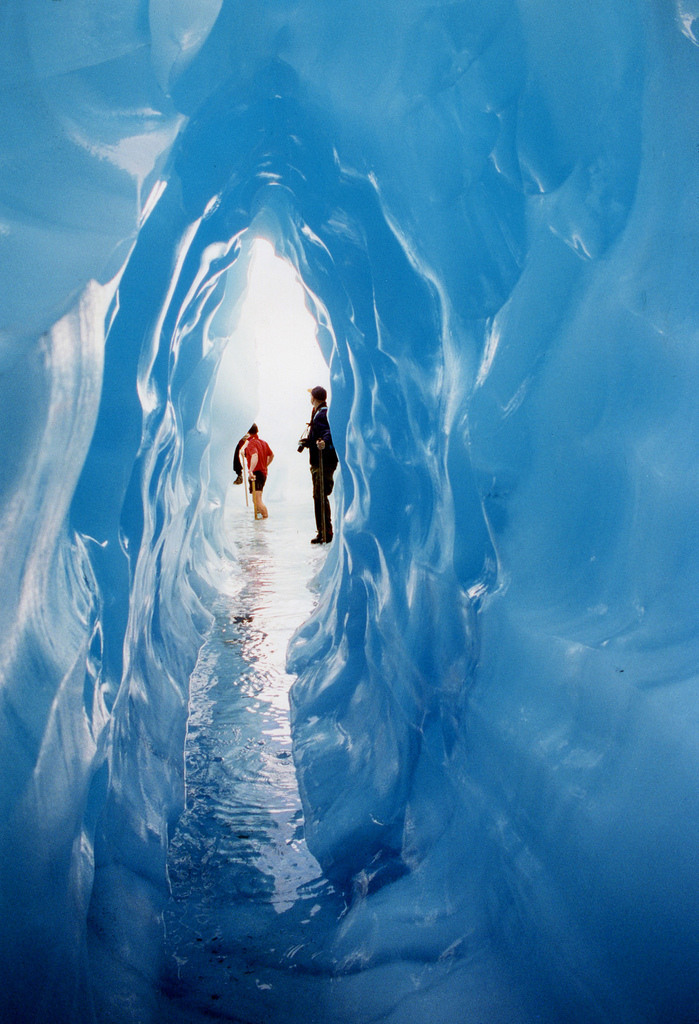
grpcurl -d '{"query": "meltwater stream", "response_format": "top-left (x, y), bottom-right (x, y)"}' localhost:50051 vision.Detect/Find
top-left (159, 499), bottom-right (346, 1023)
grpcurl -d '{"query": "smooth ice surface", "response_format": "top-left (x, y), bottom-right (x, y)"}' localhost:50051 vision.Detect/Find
top-left (1, 2), bottom-right (698, 1023)
top-left (158, 502), bottom-right (347, 1023)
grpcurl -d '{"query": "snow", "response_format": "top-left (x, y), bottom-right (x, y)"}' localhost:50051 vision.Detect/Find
top-left (0, 1), bottom-right (697, 1022)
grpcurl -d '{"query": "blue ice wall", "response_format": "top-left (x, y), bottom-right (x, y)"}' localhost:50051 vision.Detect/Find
top-left (0, 1), bottom-right (697, 1022)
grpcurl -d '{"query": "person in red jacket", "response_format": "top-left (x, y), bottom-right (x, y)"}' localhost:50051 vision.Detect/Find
top-left (243, 423), bottom-right (274, 519)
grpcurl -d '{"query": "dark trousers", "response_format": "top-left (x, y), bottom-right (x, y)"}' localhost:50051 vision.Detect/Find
top-left (311, 463), bottom-right (335, 540)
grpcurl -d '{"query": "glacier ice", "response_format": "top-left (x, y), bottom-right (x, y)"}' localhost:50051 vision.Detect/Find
top-left (0, 0), bottom-right (698, 1022)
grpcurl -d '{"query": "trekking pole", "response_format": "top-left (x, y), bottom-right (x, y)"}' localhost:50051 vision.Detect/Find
top-left (251, 473), bottom-right (257, 519)
top-left (242, 456), bottom-right (249, 506)
top-left (319, 446), bottom-right (326, 542)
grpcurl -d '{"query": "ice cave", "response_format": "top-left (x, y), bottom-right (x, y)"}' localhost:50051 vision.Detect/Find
top-left (1, 1), bottom-right (697, 1022)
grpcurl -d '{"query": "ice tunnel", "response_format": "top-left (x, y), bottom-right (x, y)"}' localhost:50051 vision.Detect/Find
top-left (1, 1), bottom-right (698, 1022)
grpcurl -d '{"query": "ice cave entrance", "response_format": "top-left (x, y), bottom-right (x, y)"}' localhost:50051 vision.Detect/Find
top-left (215, 236), bottom-right (330, 511)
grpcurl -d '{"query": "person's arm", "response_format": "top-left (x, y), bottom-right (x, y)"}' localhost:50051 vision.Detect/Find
top-left (315, 409), bottom-right (332, 450)
top-left (249, 450), bottom-right (259, 473)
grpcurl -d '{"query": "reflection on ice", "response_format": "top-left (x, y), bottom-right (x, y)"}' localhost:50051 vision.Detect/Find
top-left (161, 498), bottom-right (516, 1024)
top-left (161, 501), bottom-right (346, 1022)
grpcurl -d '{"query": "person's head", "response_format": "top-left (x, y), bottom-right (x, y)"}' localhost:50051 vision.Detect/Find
top-left (248, 423), bottom-right (258, 435)
top-left (309, 386), bottom-right (326, 409)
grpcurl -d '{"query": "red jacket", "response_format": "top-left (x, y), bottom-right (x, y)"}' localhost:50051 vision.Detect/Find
top-left (244, 436), bottom-right (273, 477)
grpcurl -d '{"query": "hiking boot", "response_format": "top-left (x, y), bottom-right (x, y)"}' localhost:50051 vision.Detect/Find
top-left (233, 474), bottom-right (243, 485)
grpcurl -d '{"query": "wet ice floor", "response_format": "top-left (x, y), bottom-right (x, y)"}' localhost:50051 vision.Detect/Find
top-left (156, 498), bottom-right (524, 1024)
top-left (159, 498), bottom-right (347, 1023)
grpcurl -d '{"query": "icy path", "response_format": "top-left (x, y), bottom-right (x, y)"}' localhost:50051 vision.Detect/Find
top-left (158, 499), bottom-right (347, 1023)
top-left (155, 498), bottom-right (526, 1024)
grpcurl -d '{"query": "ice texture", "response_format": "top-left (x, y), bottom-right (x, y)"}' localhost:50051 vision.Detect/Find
top-left (0, 1), bottom-right (697, 1022)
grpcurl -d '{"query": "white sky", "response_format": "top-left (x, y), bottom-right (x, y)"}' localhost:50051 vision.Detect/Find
top-left (234, 238), bottom-right (329, 503)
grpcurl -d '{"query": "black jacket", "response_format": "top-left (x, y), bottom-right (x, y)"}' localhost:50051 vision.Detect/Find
top-left (307, 405), bottom-right (337, 469)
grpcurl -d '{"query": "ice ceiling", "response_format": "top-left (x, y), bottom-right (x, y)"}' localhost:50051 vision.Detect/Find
top-left (0, 1), bottom-right (697, 1022)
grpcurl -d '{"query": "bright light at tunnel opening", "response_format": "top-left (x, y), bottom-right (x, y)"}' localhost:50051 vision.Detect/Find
top-left (238, 238), bottom-right (329, 503)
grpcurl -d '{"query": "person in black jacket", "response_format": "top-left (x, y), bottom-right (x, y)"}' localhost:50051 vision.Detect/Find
top-left (299, 386), bottom-right (338, 544)
top-left (232, 429), bottom-right (251, 484)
